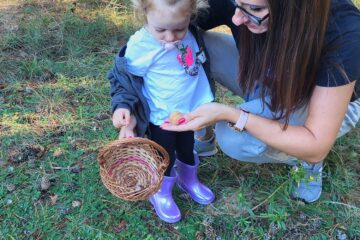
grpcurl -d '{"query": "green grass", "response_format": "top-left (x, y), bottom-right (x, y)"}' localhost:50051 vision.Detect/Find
top-left (1, 1), bottom-right (359, 239)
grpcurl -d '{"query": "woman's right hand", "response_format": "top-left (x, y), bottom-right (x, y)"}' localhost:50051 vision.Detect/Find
top-left (161, 102), bottom-right (234, 132)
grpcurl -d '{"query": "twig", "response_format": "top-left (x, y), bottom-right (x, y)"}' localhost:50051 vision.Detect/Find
top-left (251, 180), bottom-right (289, 212)
top-left (50, 166), bottom-right (69, 170)
top-left (320, 201), bottom-right (360, 211)
top-left (327, 216), bottom-right (350, 237)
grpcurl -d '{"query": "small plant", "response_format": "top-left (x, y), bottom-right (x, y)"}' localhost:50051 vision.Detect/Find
top-left (290, 162), bottom-right (319, 187)
top-left (260, 203), bottom-right (288, 231)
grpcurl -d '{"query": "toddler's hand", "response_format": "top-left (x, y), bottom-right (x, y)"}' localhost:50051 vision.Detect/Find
top-left (118, 115), bottom-right (137, 139)
top-left (112, 108), bottom-right (130, 128)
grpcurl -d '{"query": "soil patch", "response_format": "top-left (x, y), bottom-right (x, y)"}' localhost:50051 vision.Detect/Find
top-left (0, 0), bottom-right (23, 38)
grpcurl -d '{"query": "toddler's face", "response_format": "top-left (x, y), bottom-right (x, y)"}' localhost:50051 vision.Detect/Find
top-left (145, 0), bottom-right (191, 43)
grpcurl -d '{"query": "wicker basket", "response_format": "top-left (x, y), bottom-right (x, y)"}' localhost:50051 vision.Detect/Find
top-left (97, 137), bottom-right (169, 201)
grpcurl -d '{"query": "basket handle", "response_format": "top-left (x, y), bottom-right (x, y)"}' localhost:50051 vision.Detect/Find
top-left (97, 137), bottom-right (170, 167)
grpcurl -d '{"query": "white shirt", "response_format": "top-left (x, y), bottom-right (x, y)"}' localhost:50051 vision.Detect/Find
top-left (125, 27), bottom-right (214, 125)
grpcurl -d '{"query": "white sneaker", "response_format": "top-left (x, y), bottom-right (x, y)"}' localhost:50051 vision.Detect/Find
top-left (193, 134), bottom-right (218, 157)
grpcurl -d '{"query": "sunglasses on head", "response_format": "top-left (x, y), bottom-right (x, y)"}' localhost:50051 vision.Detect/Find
top-left (231, 0), bottom-right (269, 26)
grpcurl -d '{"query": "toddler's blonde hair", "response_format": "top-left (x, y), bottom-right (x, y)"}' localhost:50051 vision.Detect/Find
top-left (131, 0), bottom-right (209, 23)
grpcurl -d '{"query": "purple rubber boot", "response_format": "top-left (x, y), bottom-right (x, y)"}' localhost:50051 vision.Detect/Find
top-left (149, 175), bottom-right (181, 223)
top-left (175, 155), bottom-right (215, 205)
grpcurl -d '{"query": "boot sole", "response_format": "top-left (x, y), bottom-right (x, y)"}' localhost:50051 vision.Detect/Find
top-left (193, 148), bottom-right (218, 157)
top-left (290, 190), bottom-right (322, 204)
top-left (149, 198), bottom-right (181, 223)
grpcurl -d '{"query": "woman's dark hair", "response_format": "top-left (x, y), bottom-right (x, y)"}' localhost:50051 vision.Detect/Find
top-left (238, 0), bottom-right (331, 127)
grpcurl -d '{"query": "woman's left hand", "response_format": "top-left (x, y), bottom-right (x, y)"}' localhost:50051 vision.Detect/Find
top-left (160, 102), bottom-right (231, 131)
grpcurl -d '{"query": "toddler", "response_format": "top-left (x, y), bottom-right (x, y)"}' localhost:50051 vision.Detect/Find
top-left (108, 0), bottom-right (215, 223)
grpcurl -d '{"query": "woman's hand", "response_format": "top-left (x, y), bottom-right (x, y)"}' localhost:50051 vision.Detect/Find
top-left (161, 102), bottom-right (235, 131)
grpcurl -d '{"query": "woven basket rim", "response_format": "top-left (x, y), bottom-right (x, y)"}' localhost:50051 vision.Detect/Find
top-left (97, 137), bottom-right (169, 201)
top-left (97, 137), bottom-right (169, 166)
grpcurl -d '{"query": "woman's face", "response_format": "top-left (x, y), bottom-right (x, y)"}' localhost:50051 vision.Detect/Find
top-left (231, 0), bottom-right (269, 34)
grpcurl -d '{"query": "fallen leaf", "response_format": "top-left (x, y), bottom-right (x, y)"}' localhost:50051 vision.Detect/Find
top-left (50, 194), bottom-right (58, 206)
top-left (7, 148), bottom-right (24, 163)
top-left (39, 175), bottom-right (51, 191)
top-left (72, 200), bottom-right (82, 208)
top-left (5, 183), bottom-right (16, 192)
top-left (29, 145), bottom-right (46, 158)
top-left (0, 82), bottom-right (6, 89)
top-left (53, 148), bottom-right (64, 158)
top-left (69, 160), bottom-right (83, 173)
top-left (113, 220), bottom-right (127, 233)
top-left (70, 139), bottom-right (89, 149)
top-left (25, 86), bottom-right (33, 94)
top-left (54, 217), bottom-right (70, 229)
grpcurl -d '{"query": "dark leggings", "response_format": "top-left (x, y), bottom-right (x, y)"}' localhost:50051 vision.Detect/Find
top-left (149, 123), bottom-right (195, 176)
